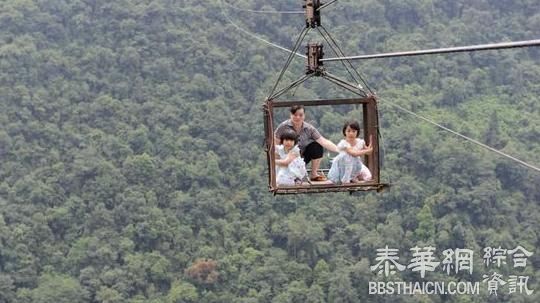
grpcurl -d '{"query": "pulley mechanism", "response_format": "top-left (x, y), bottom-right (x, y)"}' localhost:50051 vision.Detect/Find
top-left (303, 0), bottom-right (321, 28)
top-left (306, 42), bottom-right (324, 75)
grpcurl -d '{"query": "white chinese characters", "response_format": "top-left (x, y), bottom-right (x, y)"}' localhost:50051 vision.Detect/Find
top-left (442, 248), bottom-right (474, 275)
top-left (370, 245), bottom-right (535, 296)
top-left (407, 246), bottom-right (440, 278)
top-left (370, 246), bottom-right (406, 276)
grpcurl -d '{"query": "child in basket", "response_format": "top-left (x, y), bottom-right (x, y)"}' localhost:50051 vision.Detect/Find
top-left (328, 120), bottom-right (373, 184)
top-left (275, 129), bottom-right (308, 186)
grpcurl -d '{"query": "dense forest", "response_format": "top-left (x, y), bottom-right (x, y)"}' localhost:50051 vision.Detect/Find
top-left (0, 0), bottom-right (539, 302)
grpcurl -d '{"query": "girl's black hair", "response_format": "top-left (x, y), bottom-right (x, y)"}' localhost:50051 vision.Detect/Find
top-left (280, 129), bottom-right (298, 144)
top-left (342, 120), bottom-right (361, 137)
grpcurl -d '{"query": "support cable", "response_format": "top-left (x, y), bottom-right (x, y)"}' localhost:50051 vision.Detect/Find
top-left (320, 25), bottom-right (374, 94)
top-left (317, 0), bottom-right (339, 11)
top-left (322, 39), bottom-right (540, 62)
top-left (270, 73), bottom-right (315, 100)
top-left (316, 27), bottom-right (360, 86)
top-left (322, 72), bottom-right (368, 97)
top-left (379, 98), bottom-right (540, 173)
top-left (268, 27), bottom-right (310, 98)
top-left (223, 1), bottom-right (304, 14)
top-left (220, 0), bottom-right (306, 59)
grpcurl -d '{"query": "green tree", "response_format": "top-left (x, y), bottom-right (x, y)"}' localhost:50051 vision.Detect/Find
top-left (28, 273), bottom-right (90, 303)
top-left (166, 281), bottom-right (199, 303)
top-left (327, 269), bottom-right (357, 303)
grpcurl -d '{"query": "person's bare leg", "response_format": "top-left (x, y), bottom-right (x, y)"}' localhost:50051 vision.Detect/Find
top-left (310, 158), bottom-right (322, 178)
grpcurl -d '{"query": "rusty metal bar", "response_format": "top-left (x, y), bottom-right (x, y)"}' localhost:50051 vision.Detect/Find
top-left (271, 97), bottom-right (374, 107)
top-left (263, 100), bottom-right (277, 191)
top-left (274, 183), bottom-right (390, 195)
top-left (269, 73), bottom-right (314, 100)
top-left (363, 98), bottom-right (380, 183)
top-left (322, 72), bottom-right (367, 97)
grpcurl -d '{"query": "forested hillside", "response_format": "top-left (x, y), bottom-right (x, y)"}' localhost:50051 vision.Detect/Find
top-left (0, 0), bottom-right (539, 302)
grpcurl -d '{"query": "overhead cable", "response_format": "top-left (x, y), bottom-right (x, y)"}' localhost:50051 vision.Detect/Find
top-left (380, 98), bottom-right (540, 173)
top-left (223, 0), bottom-right (304, 14)
top-left (220, 0), bottom-right (306, 58)
top-left (322, 39), bottom-right (540, 62)
top-left (317, 0), bottom-right (339, 11)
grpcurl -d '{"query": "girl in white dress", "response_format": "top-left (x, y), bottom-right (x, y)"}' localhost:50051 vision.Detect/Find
top-left (328, 121), bottom-right (373, 184)
top-left (275, 129), bottom-right (308, 186)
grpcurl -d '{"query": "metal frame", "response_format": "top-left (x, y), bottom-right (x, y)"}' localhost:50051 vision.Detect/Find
top-left (264, 96), bottom-right (389, 195)
top-left (261, 2), bottom-right (389, 195)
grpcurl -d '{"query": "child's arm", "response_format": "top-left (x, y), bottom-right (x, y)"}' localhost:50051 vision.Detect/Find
top-left (275, 151), bottom-right (298, 166)
top-left (275, 151), bottom-right (281, 164)
top-left (346, 135), bottom-right (374, 157)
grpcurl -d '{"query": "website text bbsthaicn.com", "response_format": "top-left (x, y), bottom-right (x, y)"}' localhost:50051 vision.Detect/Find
top-left (369, 281), bottom-right (480, 295)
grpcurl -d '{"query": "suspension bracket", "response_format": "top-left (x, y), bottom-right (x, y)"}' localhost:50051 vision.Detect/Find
top-left (306, 43), bottom-right (324, 75)
top-left (303, 0), bottom-right (321, 28)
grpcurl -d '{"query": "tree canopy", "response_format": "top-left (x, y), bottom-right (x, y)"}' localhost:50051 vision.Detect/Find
top-left (0, 0), bottom-right (539, 302)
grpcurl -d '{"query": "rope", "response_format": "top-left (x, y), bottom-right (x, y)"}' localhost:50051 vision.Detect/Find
top-left (223, 0), bottom-right (304, 14)
top-left (322, 39), bottom-right (540, 62)
top-left (220, 0), bottom-right (306, 59)
top-left (380, 98), bottom-right (540, 173)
